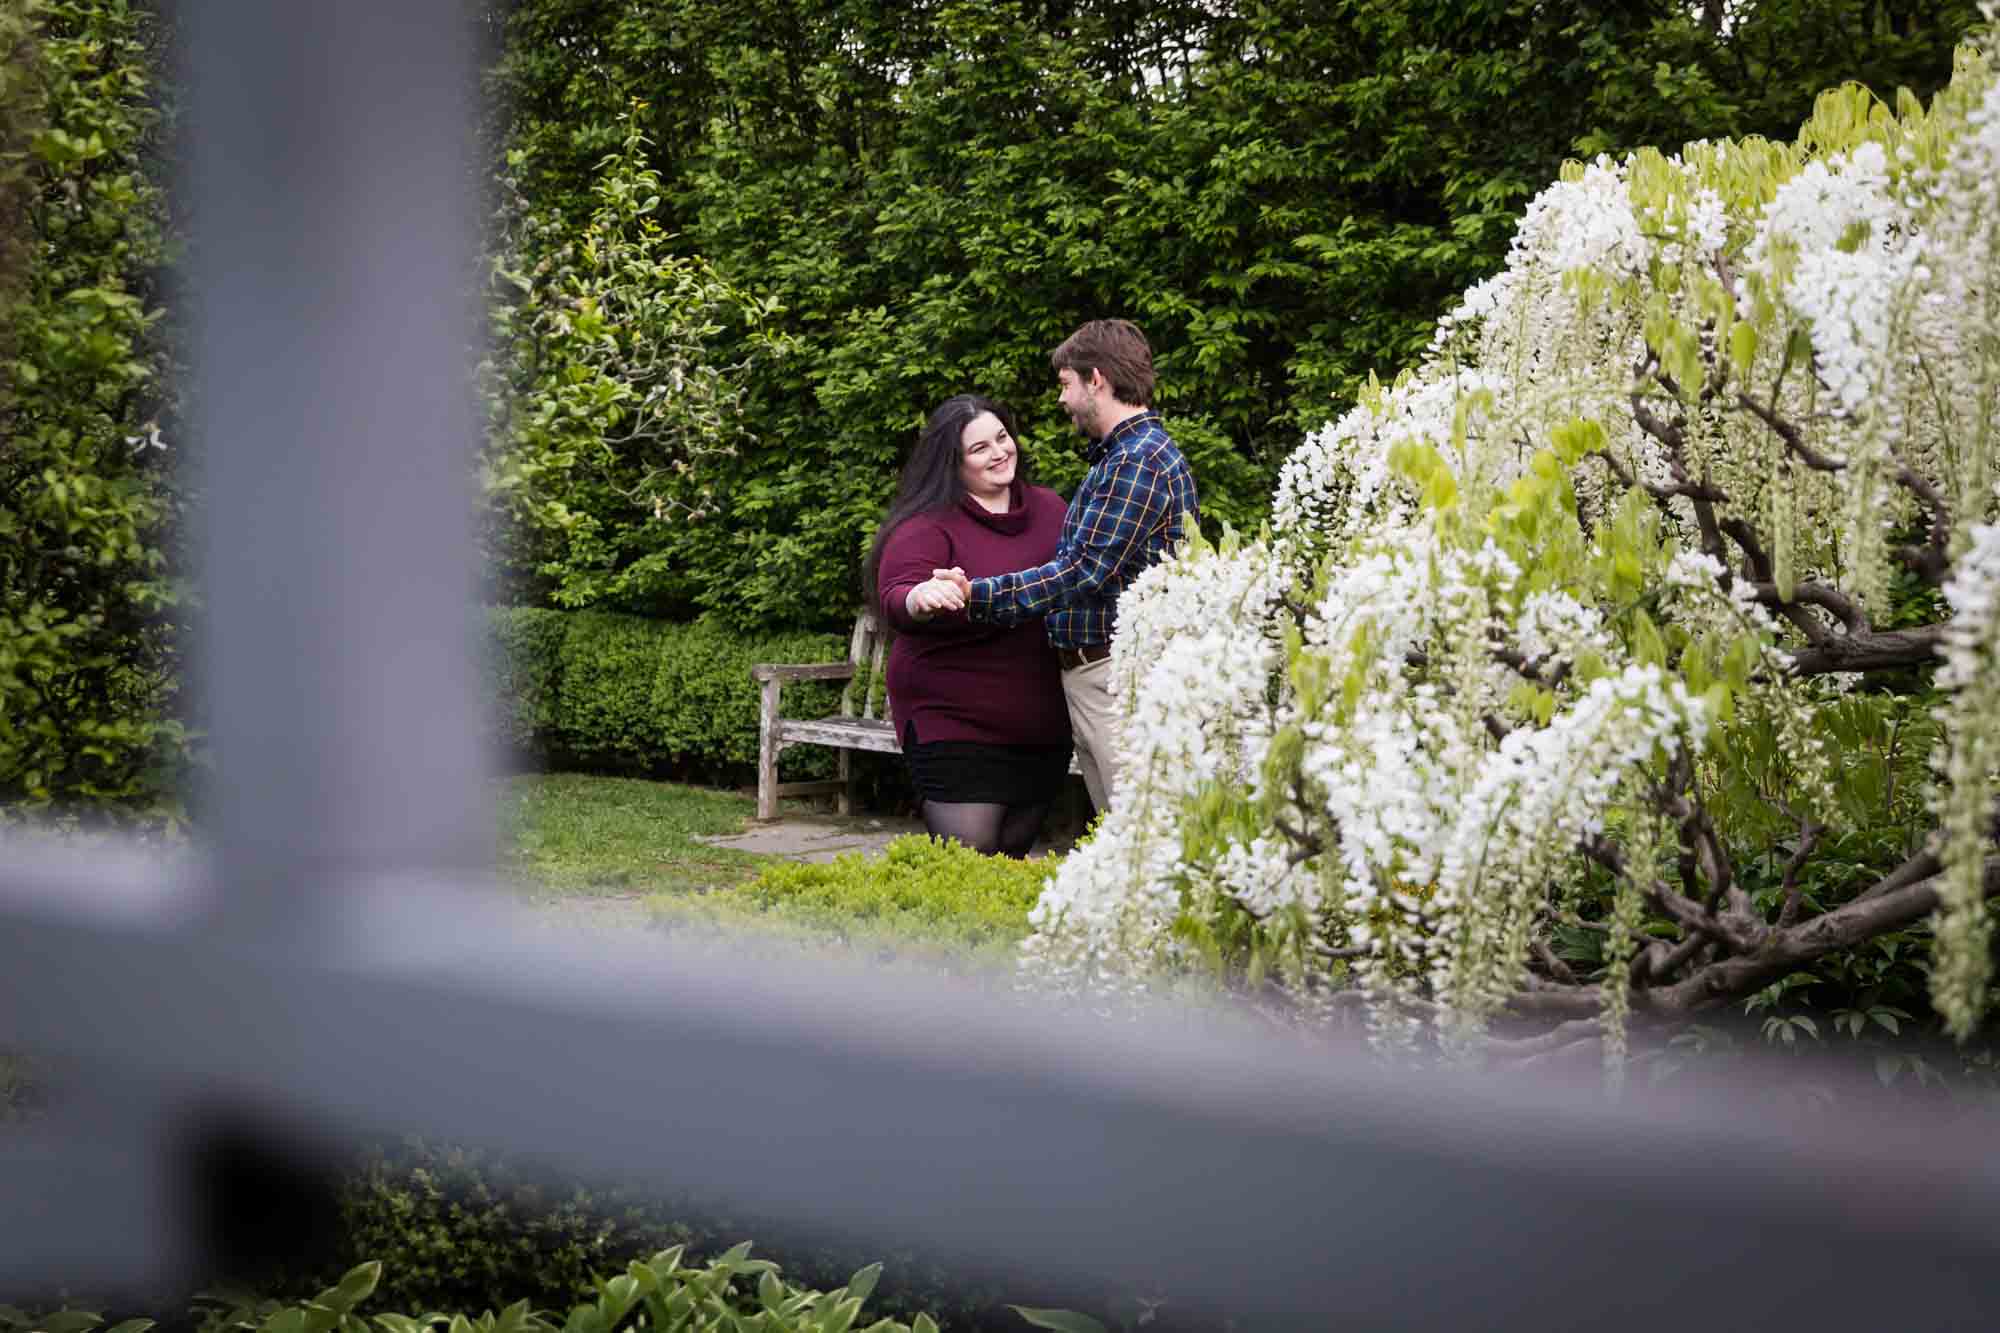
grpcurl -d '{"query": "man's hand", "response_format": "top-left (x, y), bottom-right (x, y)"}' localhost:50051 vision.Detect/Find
top-left (904, 579), bottom-right (965, 619)
top-left (932, 567), bottom-right (972, 601)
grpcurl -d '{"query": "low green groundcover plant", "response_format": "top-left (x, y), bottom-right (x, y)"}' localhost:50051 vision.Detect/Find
top-left (645, 835), bottom-right (1052, 967)
top-left (2, 1251), bottom-right (943, 1333)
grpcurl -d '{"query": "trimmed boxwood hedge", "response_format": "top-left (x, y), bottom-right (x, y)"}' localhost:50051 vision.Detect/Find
top-left (484, 608), bottom-right (850, 784)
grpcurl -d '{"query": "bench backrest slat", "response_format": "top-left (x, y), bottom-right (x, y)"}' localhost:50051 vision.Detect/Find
top-left (838, 610), bottom-right (892, 723)
top-left (864, 627), bottom-right (891, 721)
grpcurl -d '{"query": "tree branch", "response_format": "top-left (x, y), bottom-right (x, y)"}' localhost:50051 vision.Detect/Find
top-left (1737, 391), bottom-right (1845, 472)
top-left (1630, 388), bottom-right (1731, 563)
top-left (1643, 858), bottom-right (2000, 1014)
top-left (1492, 646), bottom-right (1572, 690)
top-left (1781, 625), bottom-right (1944, 675)
top-left (1656, 755), bottom-right (1755, 926)
top-left (1531, 937), bottom-right (1579, 986)
top-left (1853, 844), bottom-right (1941, 903)
top-left (1717, 516), bottom-right (1775, 584)
top-left (1475, 1017), bottom-right (1604, 1061)
top-left (1776, 819), bottom-right (1826, 929)
top-left (1746, 579), bottom-right (1867, 635)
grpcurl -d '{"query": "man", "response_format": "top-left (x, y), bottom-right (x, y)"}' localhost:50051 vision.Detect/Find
top-left (930, 318), bottom-right (1198, 814)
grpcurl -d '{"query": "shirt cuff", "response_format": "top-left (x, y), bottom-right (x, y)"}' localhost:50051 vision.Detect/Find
top-left (967, 575), bottom-right (998, 620)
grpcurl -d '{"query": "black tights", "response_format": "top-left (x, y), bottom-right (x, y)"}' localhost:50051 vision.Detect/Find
top-left (920, 800), bottom-right (1051, 859)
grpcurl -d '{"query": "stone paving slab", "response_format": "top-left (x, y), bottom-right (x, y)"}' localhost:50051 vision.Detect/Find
top-left (696, 813), bottom-right (927, 863)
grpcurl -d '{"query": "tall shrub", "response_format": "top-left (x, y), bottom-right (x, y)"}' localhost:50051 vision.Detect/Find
top-left (479, 109), bottom-right (788, 616)
top-left (0, 0), bottom-right (189, 821)
top-left (481, 0), bottom-right (1984, 631)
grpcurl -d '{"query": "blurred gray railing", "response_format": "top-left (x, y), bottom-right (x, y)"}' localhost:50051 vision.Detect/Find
top-left (5, 6), bottom-right (2000, 1328)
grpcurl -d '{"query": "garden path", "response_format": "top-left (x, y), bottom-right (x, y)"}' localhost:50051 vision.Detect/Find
top-left (694, 811), bottom-right (925, 863)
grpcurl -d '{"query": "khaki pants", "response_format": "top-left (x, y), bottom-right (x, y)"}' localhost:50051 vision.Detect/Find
top-left (1060, 654), bottom-right (1121, 815)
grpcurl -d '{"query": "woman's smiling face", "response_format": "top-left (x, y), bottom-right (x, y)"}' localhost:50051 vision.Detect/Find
top-left (959, 410), bottom-right (1017, 505)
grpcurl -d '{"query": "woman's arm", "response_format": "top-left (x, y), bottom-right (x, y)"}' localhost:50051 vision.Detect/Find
top-left (879, 518), bottom-right (972, 631)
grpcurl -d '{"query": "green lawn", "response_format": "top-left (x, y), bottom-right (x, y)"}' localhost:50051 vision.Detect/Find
top-left (497, 772), bottom-right (1057, 975)
top-left (496, 772), bottom-right (769, 899)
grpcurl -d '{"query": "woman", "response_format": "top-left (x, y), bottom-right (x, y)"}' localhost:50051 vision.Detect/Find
top-left (865, 394), bottom-right (1071, 857)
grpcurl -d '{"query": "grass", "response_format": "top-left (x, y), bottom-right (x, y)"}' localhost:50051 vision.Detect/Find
top-left (496, 772), bottom-right (769, 898)
top-left (498, 772), bottom-right (1061, 973)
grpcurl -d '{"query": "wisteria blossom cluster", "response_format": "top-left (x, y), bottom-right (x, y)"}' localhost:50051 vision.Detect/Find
top-left (1021, 530), bottom-right (1286, 994)
top-left (1026, 30), bottom-right (2000, 1057)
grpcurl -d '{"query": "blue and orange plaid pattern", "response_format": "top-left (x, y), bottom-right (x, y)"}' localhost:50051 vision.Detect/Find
top-left (969, 411), bottom-right (1199, 649)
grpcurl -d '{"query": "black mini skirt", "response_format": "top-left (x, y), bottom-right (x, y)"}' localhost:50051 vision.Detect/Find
top-left (903, 733), bottom-right (1073, 806)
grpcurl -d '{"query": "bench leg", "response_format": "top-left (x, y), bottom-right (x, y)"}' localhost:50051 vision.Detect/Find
top-left (836, 747), bottom-right (853, 816)
top-left (757, 678), bottom-right (782, 821)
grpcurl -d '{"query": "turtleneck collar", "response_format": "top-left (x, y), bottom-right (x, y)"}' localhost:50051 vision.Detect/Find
top-left (959, 480), bottom-right (1032, 534)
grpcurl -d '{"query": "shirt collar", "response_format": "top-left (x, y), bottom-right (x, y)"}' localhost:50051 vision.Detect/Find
top-left (1087, 409), bottom-right (1160, 463)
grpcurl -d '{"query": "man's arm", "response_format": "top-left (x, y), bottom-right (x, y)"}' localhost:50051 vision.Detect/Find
top-left (964, 451), bottom-right (1175, 626)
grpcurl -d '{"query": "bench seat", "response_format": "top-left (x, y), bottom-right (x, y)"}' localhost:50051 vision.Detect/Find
top-left (752, 610), bottom-right (1079, 820)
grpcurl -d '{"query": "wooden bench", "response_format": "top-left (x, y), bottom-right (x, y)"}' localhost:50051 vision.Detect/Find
top-left (752, 610), bottom-right (1081, 821)
top-left (752, 611), bottom-right (899, 821)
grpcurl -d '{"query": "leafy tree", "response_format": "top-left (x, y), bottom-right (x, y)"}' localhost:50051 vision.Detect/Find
top-left (0, 0), bottom-right (191, 821)
top-left (479, 108), bottom-right (788, 612)
top-left (1026, 29), bottom-right (2000, 1071)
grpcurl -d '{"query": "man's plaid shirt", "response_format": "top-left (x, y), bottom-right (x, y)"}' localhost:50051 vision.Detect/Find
top-left (968, 410), bottom-right (1198, 649)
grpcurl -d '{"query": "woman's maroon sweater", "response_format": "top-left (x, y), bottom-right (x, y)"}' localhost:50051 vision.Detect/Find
top-left (876, 483), bottom-right (1070, 748)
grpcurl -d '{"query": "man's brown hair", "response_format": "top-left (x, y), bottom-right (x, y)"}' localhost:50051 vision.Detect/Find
top-left (1050, 318), bottom-right (1155, 408)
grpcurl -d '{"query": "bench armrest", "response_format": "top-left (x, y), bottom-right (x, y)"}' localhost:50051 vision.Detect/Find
top-left (752, 662), bottom-right (856, 684)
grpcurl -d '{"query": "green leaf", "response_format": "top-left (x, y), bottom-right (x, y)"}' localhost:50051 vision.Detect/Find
top-left (1628, 608), bottom-right (1667, 668)
top-left (329, 1263), bottom-right (381, 1313)
top-left (1005, 1310), bottom-right (1110, 1333)
top-left (1729, 322), bottom-right (1758, 375)
top-left (842, 1265), bottom-right (882, 1309)
top-left (1549, 416), bottom-right (1607, 465)
top-left (37, 1314), bottom-right (102, 1333)
top-left (815, 1298), bottom-right (862, 1333)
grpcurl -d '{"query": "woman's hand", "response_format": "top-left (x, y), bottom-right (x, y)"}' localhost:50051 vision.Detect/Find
top-left (905, 578), bottom-right (966, 619)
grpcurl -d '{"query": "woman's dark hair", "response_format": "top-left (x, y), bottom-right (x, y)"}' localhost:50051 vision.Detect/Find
top-left (863, 394), bottom-right (1027, 606)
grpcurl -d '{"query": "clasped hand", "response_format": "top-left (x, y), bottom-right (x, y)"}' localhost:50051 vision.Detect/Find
top-left (904, 567), bottom-right (973, 618)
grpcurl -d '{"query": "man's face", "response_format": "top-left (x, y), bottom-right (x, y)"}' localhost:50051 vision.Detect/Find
top-left (1056, 366), bottom-right (1100, 439)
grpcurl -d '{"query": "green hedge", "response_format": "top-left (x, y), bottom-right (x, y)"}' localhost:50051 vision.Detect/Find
top-left (482, 0), bottom-right (1986, 632)
top-left (0, 0), bottom-right (191, 820)
top-left (484, 607), bottom-right (851, 783)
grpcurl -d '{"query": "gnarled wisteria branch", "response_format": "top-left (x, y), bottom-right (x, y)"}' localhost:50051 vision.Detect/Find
top-left (1509, 846), bottom-right (2000, 1024)
top-left (1781, 625), bottom-right (1946, 675)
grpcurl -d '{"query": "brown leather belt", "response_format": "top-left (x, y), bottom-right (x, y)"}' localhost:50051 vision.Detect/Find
top-left (1056, 643), bottom-right (1112, 670)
